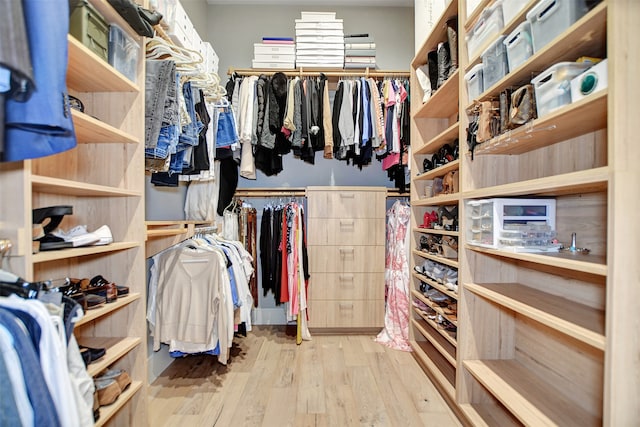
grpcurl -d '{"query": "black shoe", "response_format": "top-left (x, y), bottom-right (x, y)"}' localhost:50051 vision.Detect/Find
top-left (32, 205), bottom-right (73, 234)
top-left (79, 345), bottom-right (106, 367)
top-left (138, 6), bottom-right (162, 26)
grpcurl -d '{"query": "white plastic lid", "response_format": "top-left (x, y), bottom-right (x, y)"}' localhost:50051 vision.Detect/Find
top-left (464, 63), bottom-right (484, 81)
top-left (481, 35), bottom-right (507, 58)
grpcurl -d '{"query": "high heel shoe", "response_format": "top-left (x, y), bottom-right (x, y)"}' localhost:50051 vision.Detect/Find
top-left (439, 236), bottom-right (458, 259)
top-left (437, 205), bottom-right (458, 231)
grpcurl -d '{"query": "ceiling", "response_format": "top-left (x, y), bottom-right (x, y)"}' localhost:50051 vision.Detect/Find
top-left (205, 0), bottom-right (413, 6)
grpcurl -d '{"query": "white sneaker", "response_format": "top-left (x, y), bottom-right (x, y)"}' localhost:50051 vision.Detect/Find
top-left (52, 225), bottom-right (100, 247)
top-left (92, 225), bottom-right (113, 245)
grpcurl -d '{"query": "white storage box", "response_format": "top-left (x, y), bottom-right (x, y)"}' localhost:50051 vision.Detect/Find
top-left (481, 35), bottom-right (508, 90)
top-left (465, 63), bottom-right (484, 100)
top-left (570, 58), bottom-right (607, 102)
top-left (504, 21), bottom-right (533, 71)
top-left (466, 0), bottom-right (504, 60)
top-left (466, 198), bottom-right (557, 251)
top-left (526, 0), bottom-right (588, 53)
top-left (108, 23), bottom-right (139, 83)
top-left (532, 61), bottom-right (592, 117)
top-left (502, 0), bottom-right (530, 24)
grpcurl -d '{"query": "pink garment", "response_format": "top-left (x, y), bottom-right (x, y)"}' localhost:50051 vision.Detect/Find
top-left (375, 200), bottom-right (412, 352)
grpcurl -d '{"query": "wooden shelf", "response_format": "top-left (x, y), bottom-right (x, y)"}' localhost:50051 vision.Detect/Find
top-left (415, 122), bottom-right (459, 155)
top-left (473, 90), bottom-right (607, 156)
top-left (412, 193), bottom-right (460, 206)
top-left (67, 36), bottom-right (139, 93)
top-left (413, 249), bottom-right (459, 269)
top-left (410, 339), bottom-right (456, 399)
top-left (72, 109), bottom-right (139, 145)
top-left (95, 380), bottom-right (143, 427)
top-left (464, 359), bottom-right (601, 426)
top-left (412, 0), bottom-right (458, 68)
top-left (32, 242), bottom-right (141, 263)
top-left (466, 2), bottom-right (607, 92)
top-left (412, 289), bottom-right (458, 328)
top-left (75, 293), bottom-right (141, 327)
top-left (466, 282), bottom-right (605, 350)
top-left (31, 175), bottom-right (142, 197)
top-left (412, 314), bottom-right (457, 366)
top-left (459, 403), bottom-right (521, 427)
top-left (412, 300), bottom-right (457, 345)
top-left (466, 245), bottom-right (607, 276)
top-left (413, 69), bottom-right (460, 119)
top-left (82, 336), bottom-right (142, 377)
top-left (414, 160), bottom-right (460, 181)
top-left (462, 166), bottom-right (609, 198)
top-left (412, 227), bottom-right (459, 237)
top-left (146, 228), bottom-right (188, 238)
top-left (412, 271), bottom-right (458, 300)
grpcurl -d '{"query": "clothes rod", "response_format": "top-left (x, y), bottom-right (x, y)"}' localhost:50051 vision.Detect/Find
top-left (228, 67), bottom-right (410, 78)
top-left (234, 188), bottom-right (307, 198)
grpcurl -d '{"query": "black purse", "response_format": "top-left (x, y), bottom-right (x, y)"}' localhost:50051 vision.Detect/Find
top-left (106, 0), bottom-right (163, 37)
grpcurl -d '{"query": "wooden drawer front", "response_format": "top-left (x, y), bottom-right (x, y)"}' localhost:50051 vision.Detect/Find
top-left (307, 218), bottom-right (384, 246)
top-left (307, 190), bottom-right (385, 218)
top-left (308, 245), bottom-right (384, 273)
top-left (308, 300), bottom-right (384, 328)
top-left (309, 273), bottom-right (384, 301)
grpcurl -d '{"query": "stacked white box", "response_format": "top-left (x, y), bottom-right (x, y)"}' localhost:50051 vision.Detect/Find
top-left (295, 12), bottom-right (344, 68)
top-left (252, 41), bottom-right (296, 69)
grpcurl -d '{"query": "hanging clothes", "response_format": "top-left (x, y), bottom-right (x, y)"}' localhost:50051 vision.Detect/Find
top-left (375, 200), bottom-right (412, 352)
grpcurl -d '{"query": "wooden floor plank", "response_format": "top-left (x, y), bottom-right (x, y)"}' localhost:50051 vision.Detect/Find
top-left (148, 326), bottom-right (460, 426)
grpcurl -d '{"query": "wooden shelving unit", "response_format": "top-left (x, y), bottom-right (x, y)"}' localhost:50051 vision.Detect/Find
top-left (0, 1), bottom-right (148, 424)
top-left (410, 0), bottom-right (639, 424)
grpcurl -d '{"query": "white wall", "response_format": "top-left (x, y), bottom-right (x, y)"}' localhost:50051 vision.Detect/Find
top-left (414, 0), bottom-right (446, 52)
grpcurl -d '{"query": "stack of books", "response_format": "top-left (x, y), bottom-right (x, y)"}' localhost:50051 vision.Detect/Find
top-left (252, 37), bottom-right (296, 69)
top-left (344, 34), bottom-right (376, 69)
top-left (295, 11), bottom-right (344, 68)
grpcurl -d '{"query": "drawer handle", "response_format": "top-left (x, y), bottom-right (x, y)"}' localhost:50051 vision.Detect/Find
top-left (339, 303), bottom-right (354, 310)
top-left (339, 274), bottom-right (354, 281)
top-left (339, 220), bottom-right (355, 227)
top-left (339, 193), bottom-right (355, 198)
top-left (339, 247), bottom-right (355, 253)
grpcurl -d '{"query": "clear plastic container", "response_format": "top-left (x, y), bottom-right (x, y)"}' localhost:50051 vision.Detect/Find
top-left (531, 61), bottom-right (593, 117)
top-left (108, 23), bottom-right (140, 83)
top-left (502, 0), bottom-right (530, 24)
top-left (466, 0), bottom-right (504, 60)
top-left (526, 0), bottom-right (588, 53)
top-left (481, 35), bottom-right (508, 90)
top-left (504, 21), bottom-right (533, 71)
top-left (464, 63), bottom-right (484, 100)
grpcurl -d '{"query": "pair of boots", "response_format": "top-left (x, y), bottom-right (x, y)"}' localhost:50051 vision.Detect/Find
top-left (107, 0), bottom-right (163, 38)
top-left (427, 17), bottom-right (458, 92)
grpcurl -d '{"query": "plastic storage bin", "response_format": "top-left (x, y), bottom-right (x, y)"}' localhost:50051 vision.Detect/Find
top-left (526, 0), bottom-right (588, 53)
top-left (532, 61), bottom-right (592, 117)
top-left (466, 198), bottom-right (557, 251)
top-left (465, 63), bottom-right (484, 100)
top-left (502, 0), bottom-right (530, 24)
top-left (466, 0), bottom-right (504, 60)
top-left (69, 0), bottom-right (109, 61)
top-left (504, 21), bottom-right (533, 71)
top-left (108, 24), bottom-right (140, 83)
top-left (570, 58), bottom-right (608, 102)
top-left (481, 35), bottom-right (508, 90)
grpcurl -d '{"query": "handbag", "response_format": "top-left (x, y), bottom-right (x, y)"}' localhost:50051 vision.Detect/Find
top-left (509, 84), bottom-right (537, 127)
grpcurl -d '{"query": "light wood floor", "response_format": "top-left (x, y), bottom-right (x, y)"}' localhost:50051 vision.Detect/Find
top-left (148, 326), bottom-right (461, 427)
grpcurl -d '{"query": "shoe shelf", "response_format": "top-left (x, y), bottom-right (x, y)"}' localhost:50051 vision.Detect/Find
top-left (464, 167), bottom-right (609, 199)
top-left (465, 1), bottom-right (606, 74)
top-left (412, 289), bottom-right (458, 330)
top-left (414, 122), bottom-right (459, 156)
top-left (32, 241), bottom-right (141, 263)
top-left (414, 160), bottom-right (460, 182)
top-left (412, 271), bottom-right (458, 300)
top-left (410, 339), bottom-right (456, 398)
top-left (95, 380), bottom-right (143, 427)
top-left (472, 90), bottom-right (607, 156)
top-left (412, 193), bottom-right (460, 207)
top-left (466, 245), bottom-right (606, 276)
top-left (413, 70), bottom-right (460, 120)
top-left (80, 336), bottom-right (142, 377)
top-left (75, 293), bottom-right (141, 327)
top-left (413, 227), bottom-right (459, 237)
top-left (459, 402), bottom-right (522, 427)
top-left (465, 282), bottom-right (605, 350)
top-left (67, 36), bottom-right (139, 93)
top-left (413, 248), bottom-right (459, 269)
top-left (463, 359), bottom-right (601, 426)
top-left (412, 312), bottom-right (457, 366)
top-left (31, 175), bottom-right (143, 197)
top-left (71, 110), bottom-right (140, 145)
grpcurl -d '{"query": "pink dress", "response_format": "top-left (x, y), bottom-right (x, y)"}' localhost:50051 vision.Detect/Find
top-left (375, 200), bottom-right (412, 351)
